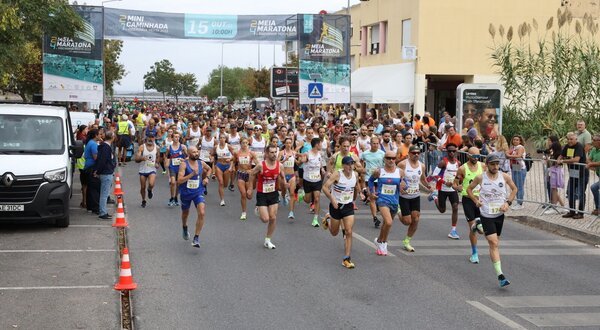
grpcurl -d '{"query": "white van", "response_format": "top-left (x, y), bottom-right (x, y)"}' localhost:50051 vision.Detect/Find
top-left (0, 104), bottom-right (84, 227)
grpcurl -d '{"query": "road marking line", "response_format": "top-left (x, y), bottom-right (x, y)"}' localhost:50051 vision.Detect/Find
top-left (0, 249), bottom-right (115, 253)
top-left (387, 239), bottom-right (587, 247)
top-left (353, 232), bottom-right (396, 257)
top-left (487, 295), bottom-right (600, 308)
top-left (0, 285), bottom-right (110, 290)
top-left (392, 248), bottom-right (600, 256)
top-left (70, 225), bottom-right (113, 228)
top-left (466, 301), bottom-right (526, 330)
top-left (517, 313), bottom-right (600, 327)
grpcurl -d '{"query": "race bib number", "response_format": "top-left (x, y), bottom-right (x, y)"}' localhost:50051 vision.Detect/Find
top-left (406, 187), bottom-right (420, 195)
top-left (340, 190), bottom-right (353, 203)
top-left (308, 170), bottom-right (320, 181)
top-left (443, 172), bottom-right (456, 183)
top-left (171, 158), bottom-right (181, 166)
top-left (284, 158), bottom-right (295, 167)
top-left (489, 202), bottom-right (503, 215)
top-left (146, 161), bottom-right (155, 168)
top-left (569, 169), bottom-right (580, 179)
top-left (263, 180), bottom-right (276, 193)
top-left (381, 184), bottom-right (397, 195)
top-left (187, 179), bottom-right (199, 189)
top-left (239, 157), bottom-right (250, 165)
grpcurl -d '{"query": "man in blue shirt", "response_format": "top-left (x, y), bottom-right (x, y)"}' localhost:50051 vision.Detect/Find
top-left (84, 129), bottom-right (101, 214)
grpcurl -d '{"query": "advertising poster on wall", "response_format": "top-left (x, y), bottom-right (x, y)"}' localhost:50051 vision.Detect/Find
top-left (43, 6), bottom-right (104, 103)
top-left (456, 84), bottom-right (504, 141)
top-left (270, 67), bottom-right (299, 98)
top-left (297, 14), bottom-right (350, 105)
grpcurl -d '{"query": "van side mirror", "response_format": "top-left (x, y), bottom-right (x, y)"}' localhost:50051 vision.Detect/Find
top-left (70, 140), bottom-right (84, 158)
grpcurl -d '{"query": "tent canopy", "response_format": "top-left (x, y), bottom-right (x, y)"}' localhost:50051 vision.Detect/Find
top-left (351, 63), bottom-right (415, 104)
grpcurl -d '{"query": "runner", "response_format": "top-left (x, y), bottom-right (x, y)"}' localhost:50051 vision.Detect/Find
top-left (250, 125), bottom-right (266, 164)
top-left (234, 137), bottom-right (256, 220)
top-left (467, 154), bottom-right (517, 287)
top-left (279, 137), bottom-right (297, 219)
top-left (186, 119), bottom-right (202, 148)
top-left (247, 144), bottom-right (288, 249)
top-left (215, 134), bottom-right (234, 206)
top-left (135, 135), bottom-right (159, 208)
top-left (167, 132), bottom-right (187, 206)
top-left (177, 146), bottom-right (212, 248)
top-left (361, 136), bottom-right (385, 228)
top-left (430, 143), bottom-right (461, 239)
top-left (297, 138), bottom-right (324, 227)
top-left (155, 126), bottom-right (167, 174)
top-left (199, 126), bottom-right (216, 185)
top-left (227, 123), bottom-right (241, 191)
top-left (322, 156), bottom-right (359, 268)
top-left (369, 150), bottom-right (403, 256)
top-left (397, 145), bottom-right (433, 252)
top-left (453, 147), bottom-right (486, 264)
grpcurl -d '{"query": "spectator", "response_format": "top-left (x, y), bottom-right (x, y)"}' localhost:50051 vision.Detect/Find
top-left (443, 126), bottom-right (462, 150)
top-left (576, 120), bottom-right (592, 153)
top-left (94, 131), bottom-right (116, 220)
top-left (83, 129), bottom-right (101, 214)
top-left (490, 135), bottom-right (511, 173)
top-left (587, 134), bottom-right (600, 216)
top-left (558, 132), bottom-right (589, 219)
top-left (544, 135), bottom-right (565, 214)
top-left (506, 135), bottom-right (527, 209)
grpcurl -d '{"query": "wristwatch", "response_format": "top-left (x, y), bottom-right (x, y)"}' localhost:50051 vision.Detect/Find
top-left (506, 200), bottom-right (513, 206)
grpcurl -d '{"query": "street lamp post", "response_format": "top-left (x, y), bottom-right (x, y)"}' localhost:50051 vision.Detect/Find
top-left (220, 43), bottom-right (224, 97)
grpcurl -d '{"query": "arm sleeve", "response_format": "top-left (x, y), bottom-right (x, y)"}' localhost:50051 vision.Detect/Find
top-left (368, 175), bottom-right (377, 193)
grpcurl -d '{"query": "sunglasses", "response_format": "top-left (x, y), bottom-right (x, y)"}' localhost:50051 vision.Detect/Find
top-left (447, 150), bottom-right (456, 153)
top-left (470, 155), bottom-right (481, 159)
top-left (351, 133), bottom-right (358, 136)
top-left (385, 157), bottom-right (396, 160)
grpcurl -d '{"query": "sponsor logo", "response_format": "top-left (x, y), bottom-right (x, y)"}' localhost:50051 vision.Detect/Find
top-left (249, 19), bottom-right (296, 36)
top-left (304, 22), bottom-right (345, 57)
top-left (49, 36), bottom-right (92, 53)
top-left (120, 15), bottom-right (169, 33)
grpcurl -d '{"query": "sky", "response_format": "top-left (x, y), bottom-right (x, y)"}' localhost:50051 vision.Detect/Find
top-left (75, 0), bottom-right (365, 93)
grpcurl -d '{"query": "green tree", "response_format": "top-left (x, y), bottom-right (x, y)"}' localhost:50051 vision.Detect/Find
top-left (0, 1), bottom-right (84, 99)
top-left (489, 8), bottom-right (600, 143)
top-left (143, 59), bottom-right (175, 101)
top-left (104, 39), bottom-right (126, 97)
top-left (253, 68), bottom-right (270, 97)
top-left (169, 73), bottom-right (198, 103)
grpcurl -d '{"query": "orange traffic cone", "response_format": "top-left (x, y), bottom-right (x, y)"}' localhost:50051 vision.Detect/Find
top-left (114, 247), bottom-right (137, 291)
top-left (114, 174), bottom-right (124, 196)
top-left (112, 196), bottom-right (128, 228)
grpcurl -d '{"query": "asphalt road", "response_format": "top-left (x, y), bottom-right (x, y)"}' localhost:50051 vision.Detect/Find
top-left (118, 164), bottom-right (600, 330)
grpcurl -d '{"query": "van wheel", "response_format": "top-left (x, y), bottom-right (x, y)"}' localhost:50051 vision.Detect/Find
top-left (55, 214), bottom-right (70, 228)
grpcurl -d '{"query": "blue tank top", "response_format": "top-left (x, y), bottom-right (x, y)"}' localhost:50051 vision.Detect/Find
top-left (179, 160), bottom-right (204, 198)
top-left (376, 167), bottom-right (402, 206)
top-left (168, 144), bottom-right (185, 169)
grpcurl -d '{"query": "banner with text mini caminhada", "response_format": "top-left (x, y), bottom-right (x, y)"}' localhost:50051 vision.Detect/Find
top-left (103, 8), bottom-right (297, 41)
top-left (297, 14), bottom-right (350, 105)
top-left (43, 6), bottom-right (104, 103)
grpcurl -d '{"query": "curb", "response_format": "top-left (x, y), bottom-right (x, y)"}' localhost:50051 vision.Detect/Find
top-left (509, 215), bottom-right (600, 246)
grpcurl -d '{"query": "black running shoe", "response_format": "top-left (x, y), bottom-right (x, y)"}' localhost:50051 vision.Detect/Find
top-left (141, 200), bottom-right (147, 208)
top-left (148, 189), bottom-right (153, 199)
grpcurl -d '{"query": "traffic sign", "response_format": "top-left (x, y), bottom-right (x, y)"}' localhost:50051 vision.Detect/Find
top-left (308, 83), bottom-right (323, 99)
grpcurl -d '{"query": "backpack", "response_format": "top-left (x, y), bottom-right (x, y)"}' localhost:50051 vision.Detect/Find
top-left (524, 153), bottom-right (533, 172)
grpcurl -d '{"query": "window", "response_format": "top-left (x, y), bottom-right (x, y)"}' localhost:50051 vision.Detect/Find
top-left (370, 24), bottom-right (379, 54)
top-left (402, 19), bottom-right (412, 47)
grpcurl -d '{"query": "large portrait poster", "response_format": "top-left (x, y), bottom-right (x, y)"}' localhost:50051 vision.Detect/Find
top-left (43, 6), bottom-right (104, 103)
top-left (456, 84), bottom-right (503, 141)
top-left (297, 14), bottom-right (350, 105)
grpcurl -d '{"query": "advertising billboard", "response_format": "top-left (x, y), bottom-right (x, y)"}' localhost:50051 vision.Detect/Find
top-left (456, 83), bottom-right (504, 141)
top-left (270, 67), bottom-right (298, 98)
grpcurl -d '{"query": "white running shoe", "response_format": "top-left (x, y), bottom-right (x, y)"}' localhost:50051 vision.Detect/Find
top-left (220, 200), bottom-right (225, 206)
top-left (264, 239), bottom-right (276, 249)
top-left (240, 212), bottom-right (247, 221)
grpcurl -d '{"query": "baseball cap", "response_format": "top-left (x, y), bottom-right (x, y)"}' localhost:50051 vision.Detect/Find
top-left (486, 154), bottom-right (500, 164)
top-left (342, 156), bottom-right (355, 165)
top-left (409, 145), bottom-right (421, 153)
top-left (122, 114), bottom-right (128, 120)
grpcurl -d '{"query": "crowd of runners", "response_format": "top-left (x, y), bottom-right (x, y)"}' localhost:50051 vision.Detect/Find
top-left (78, 101), bottom-right (520, 287)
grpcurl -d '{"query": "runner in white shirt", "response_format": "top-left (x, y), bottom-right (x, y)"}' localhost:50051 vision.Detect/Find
top-left (250, 125), bottom-right (266, 164)
top-left (297, 138), bottom-right (324, 228)
top-left (430, 143), bottom-right (462, 239)
top-left (135, 136), bottom-right (159, 208)
top-left (227, 124), bottom-right (241, 191)
top-left (215, 134), bottom-right (234, 206)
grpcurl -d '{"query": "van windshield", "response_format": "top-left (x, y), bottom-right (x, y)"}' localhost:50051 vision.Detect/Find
top-left (0, 115), bottom-right (65, 155)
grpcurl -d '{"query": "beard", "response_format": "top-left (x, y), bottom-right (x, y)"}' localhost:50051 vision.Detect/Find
top-left (383, 138), bottom-right (390, 143)
top-left (190, 155), bottom-right (199, 161)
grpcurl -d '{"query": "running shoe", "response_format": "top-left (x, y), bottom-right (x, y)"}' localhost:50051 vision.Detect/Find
top-left (228, 184), bottom-right (235, 191)
top-left (220, 200), bottom-right (225, 206)
top-left (427, 191), bottom-right (438, 202)
top-left (167, 199), bottom-right (174, 207)
top-left (148, 189), bottom-right (153, 199)
top-left (192, 236), bottom-right (200, 248)
top-left (403, 238), bottom-right (415, 252)
top-left (141, 200), bottom-right (147, 208)
top-left (373, 237), bottom-right (386, 256)
top-left (182, 227), bottom-right (190, 240)
top-left (498, 274), bottom-right (510, 287)
top-left (162, 170), bottom-right (167, 175)
top-left (240, 212), bottom-right (247, 221)
top-left (174, 200), bottom-right (180, 206)
top-left (373, 216), bottom-right (381, 228)
top-left (471, 218), bottom-right (484, 235)
top-left (288, 211), bottom-right (295, 219)
top-left (264, 239), bottom-right (276, 249)
top-left (283, 195), bottom-right (289, 206)
top-left (309, 202), bottom-right (315, 214)
top-left (469, 253), bottom-right (479, 264)
top-left (321, 214), bottom-right (330, 230)
top-left (342, 257), bottom-right (355, 269)
top-left (448, 229), bottom-right (460, 240)
top-left (297, 190), bottom-right (305, 202)
top-left (311, 216), bottom-right (320, 227)
top-left (382, 242), bottom-right (388, 256)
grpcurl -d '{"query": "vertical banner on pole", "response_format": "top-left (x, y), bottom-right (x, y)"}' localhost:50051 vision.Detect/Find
top-left (43, 5), bottom-right (104, 103)
top-left (297, 14), bottom-right (350, 105)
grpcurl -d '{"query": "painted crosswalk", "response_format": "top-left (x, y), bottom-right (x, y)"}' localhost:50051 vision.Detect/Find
top-left (476, 295), bottom-right (600, 328)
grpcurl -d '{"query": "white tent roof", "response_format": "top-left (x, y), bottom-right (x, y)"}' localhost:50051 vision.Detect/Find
top-left (351, 62), bottom-right (415, 104)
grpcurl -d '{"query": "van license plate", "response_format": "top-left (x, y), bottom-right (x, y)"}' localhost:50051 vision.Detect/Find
top-left (0, 205), bottom-right (24, 211)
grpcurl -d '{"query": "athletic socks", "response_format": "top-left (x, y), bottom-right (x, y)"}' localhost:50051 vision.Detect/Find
top-left (493, 261), bottom-right (503, 276)
top-left (471, 245), bottom-right (478, 255)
